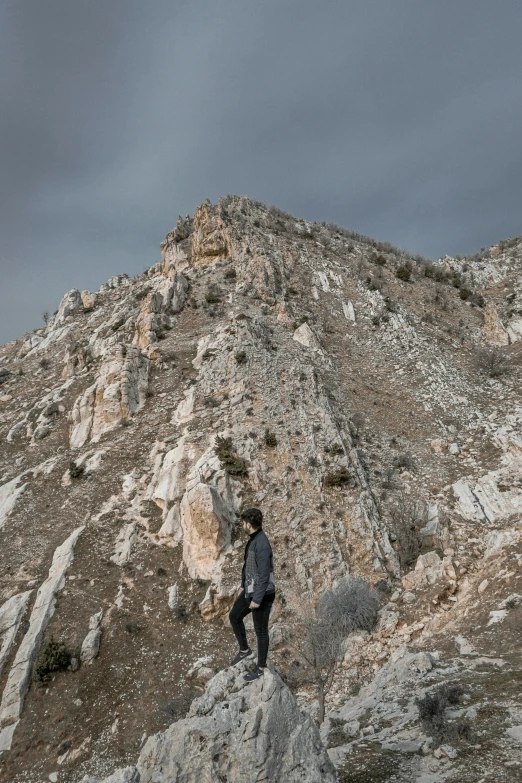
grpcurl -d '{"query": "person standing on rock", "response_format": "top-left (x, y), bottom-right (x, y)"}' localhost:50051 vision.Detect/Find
top-left (229, 508), bottom-right (276, 681)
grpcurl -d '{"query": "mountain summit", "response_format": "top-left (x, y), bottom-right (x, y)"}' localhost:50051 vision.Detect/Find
top-left (1, 196), bottom-right (522, 782)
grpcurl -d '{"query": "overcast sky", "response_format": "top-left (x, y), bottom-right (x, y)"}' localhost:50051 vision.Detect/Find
top-left (1, 1), bottom-right (522, 344)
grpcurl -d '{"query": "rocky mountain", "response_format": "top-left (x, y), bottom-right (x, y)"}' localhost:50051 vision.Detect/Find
top-left (0, 195), bottom-right (522, 782)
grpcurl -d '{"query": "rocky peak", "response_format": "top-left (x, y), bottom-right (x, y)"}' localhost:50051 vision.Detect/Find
top-left (1, 197), bottom-right (522, 781)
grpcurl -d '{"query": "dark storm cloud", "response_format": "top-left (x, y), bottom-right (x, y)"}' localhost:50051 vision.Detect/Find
top-left (1, 0), bottom-right (522, 343)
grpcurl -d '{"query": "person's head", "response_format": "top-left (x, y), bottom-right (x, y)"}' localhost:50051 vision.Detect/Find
top-left (241, 507), bottom-right (263, 534)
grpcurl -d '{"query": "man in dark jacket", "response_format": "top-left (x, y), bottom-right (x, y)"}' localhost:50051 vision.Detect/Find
top-left (229, 508), bottom-right (275, 681)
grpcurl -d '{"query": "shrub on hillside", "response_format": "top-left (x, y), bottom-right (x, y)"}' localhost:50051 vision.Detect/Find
top-left (264, 428), bottom-right (278, 447)
top-left (34, 636), bottom-right (71, 683)
top-left (292, 576), bottom-right (379, 724)
top-left (393, 452), bottom-right (416, 471)
top-left (69, 461), bottom-right (85, 479)
top-left (476, 346), bottom-right (512, 378)
top-left (416, 684), bottom-right (471, 744)
top-left (396, 264), bottom-right (412, 282)
top-left (324, 467), bottom-right (352, 487)
top-left (214, 436), bottom-right (248, 476)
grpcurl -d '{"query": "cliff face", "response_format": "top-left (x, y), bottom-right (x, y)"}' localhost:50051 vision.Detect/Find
top-left (1, 196), bottom-right (522, 782)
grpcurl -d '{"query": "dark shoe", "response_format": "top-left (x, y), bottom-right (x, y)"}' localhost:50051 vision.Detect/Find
top-left (243, 665), bottom-right (264, 682)
top-left (230, 648), bottom-right (252, 666)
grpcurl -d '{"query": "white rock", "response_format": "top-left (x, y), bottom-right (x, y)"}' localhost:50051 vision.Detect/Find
top-left (293, 323), bottom-right (322, 352)
top-left (70, 345), bottom-right (150, 448)
top-left (167, 585), bottom-right (179, 612)
top-left (111, 523), bottom-right (138, 566)
top-left (0, 473), bottom-right (28, 530)
top-left (0, 527), bottom-right (84, 750)
top-left (342, 300), bottom-right (356, 323)
top-left (0, 591), bottom-right (33, 678)
top-left (86, 667), bottom-right (336, 783)
top-left (507, 726), bottom-right (522, 744)
top-left (80, 610), bottom-right (103, 664)
top-left (454, 636), bottom-right (478, 656)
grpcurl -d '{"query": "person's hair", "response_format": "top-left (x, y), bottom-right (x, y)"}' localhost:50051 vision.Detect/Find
top-left (241, 507), bottom-right (263, 530)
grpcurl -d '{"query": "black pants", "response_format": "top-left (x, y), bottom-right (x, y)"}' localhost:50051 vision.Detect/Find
top-left (229, 590), bottom-right (275, 668)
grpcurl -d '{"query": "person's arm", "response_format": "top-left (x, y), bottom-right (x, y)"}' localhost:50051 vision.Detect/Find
top-left (252, 537), bottom-right (272, 605)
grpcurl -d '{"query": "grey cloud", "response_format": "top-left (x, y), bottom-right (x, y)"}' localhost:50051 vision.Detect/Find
top-left (1, 0), bottom-right (522, 342)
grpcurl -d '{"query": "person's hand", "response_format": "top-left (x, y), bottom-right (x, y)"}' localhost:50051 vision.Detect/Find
top-left (249, 601), bottom-right (260, 609)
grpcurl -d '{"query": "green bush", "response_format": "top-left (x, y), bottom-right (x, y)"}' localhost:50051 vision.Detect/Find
top-left (235, 350), bottom-right (247, 364)
top-left (476, 346), bottom-right (511, 378)
top-left (34, 637), bottom-right (71, 683)
top-left (416, 685), bottom-right (470, 744)
top-left (215, 436), bottom-right (248, 476)
top-left (324, 467), bottom-right (352, 487)
top-left (264, 429), bottom-right (278, 447)
top-left (205, 293), bottom-right (221, 304)
top-left (69, 461), bottom-right (85, 479)
top-left (395, 265), bottom-right (412, 282)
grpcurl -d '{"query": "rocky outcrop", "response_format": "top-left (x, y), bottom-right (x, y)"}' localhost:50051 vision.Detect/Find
top-left (181, 479), bottom-right (235, 580)
top-left (110, 523), bottom-right (138, 566)
top-left (484, 302), bottom-right (509, 345)
top-left (81, 664), bottom-right (336, 783)
top-left (62, 338), bottom-right (92, 378)
top-left (0, 527), bottom-right (84, 751)
top-left (132, 273), bottom-right (187, 350)
top-left (51, 289), bottom-right (83, 327)
top-left (70, 345), bottom-right (150, 448)
top-left (81, 290), bottom-right (96, 310)
top-left (0, 473), bottom-right (28, 530)
top-left (80, 609), bottom-right (103, 664)
top-left (401, 550), bottom-right (456, 591)
top-left (0, 592), bottom-right (32, 679)
top-left (191, 199), bottom-right (230, 265)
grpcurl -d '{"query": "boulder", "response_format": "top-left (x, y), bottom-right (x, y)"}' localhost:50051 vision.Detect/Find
top-left (181, 482), bottom-right (235, 580)
top-left (293, 322), bottom-right (322, 351)
top-left (484, 302), bottom-right (509, 345)
top-left (82, 665), bottom-right (336, 783)
top-left (80, 610), bottom-right (103, 664)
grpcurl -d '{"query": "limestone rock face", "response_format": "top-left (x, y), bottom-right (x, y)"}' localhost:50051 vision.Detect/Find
top-left (70, 345), bottom-right (150, 448)
top-left (62, 339), bottom-right (92, 379)
top-left (0, 527), bottom-right (83, 750)
top-left (84, 665), bottom-right (336, 783)
top-left (181, 481), bottom-right (235, 580)
top-left (81, 290), bottom-right (96, 310)
top-left (484, 302), bottom-right (509, 345)
top-left (51, 289), bottom-right (83, 327)
top-left (0, 592), bottom-right (32, 679)
top-left (401, 550), bottom-right (456, 591)
top-left (132, 273), bottom-right (188, 350)
top-left (191, 199), bottom-right (230, 265)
